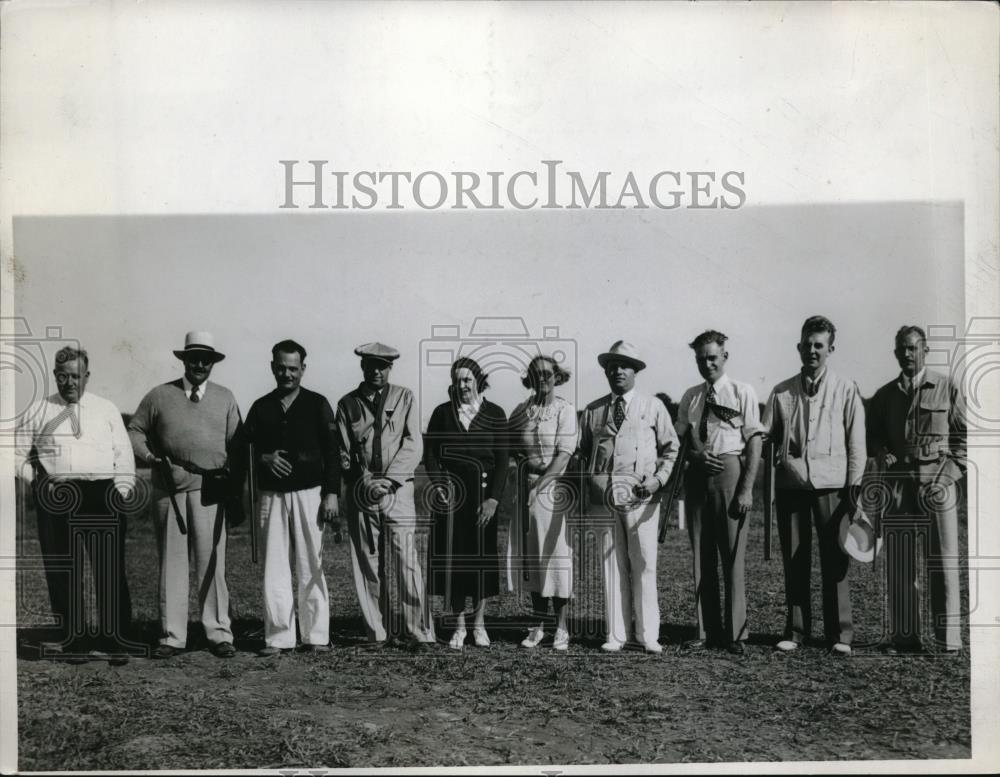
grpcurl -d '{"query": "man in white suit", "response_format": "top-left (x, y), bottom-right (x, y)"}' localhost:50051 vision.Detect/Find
top-left (577, 341), bottom-right (680, 653)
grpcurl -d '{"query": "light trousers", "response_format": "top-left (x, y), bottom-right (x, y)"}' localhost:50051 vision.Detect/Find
top-left (153, 488), bottom-right (232, 648)
top-left (594, 498), bottom-right (661, 645)
top-left (884, 463), bottom-right (961, 650)
top-left (346, 481), bottom-right (435, 643)
top-left (259, 487), bottom-right (330, 648)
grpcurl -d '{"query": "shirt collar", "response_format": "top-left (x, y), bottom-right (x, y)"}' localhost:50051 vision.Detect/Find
top-left (612, 388), bottom-right (636, 406)
top-left (898, 367), bottom-right (930, 391)
top-left (705, 373), bottom-right (731, 393)
top-left (182, 377), bottom-right (207, 400)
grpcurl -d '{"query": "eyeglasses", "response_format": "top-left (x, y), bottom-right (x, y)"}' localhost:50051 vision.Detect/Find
top-left (54, 373), bottom-right (83, 385)
top-left (185, 356), bottom-right (214, 366)
top-left (532, 370), bottom-right (555, 380)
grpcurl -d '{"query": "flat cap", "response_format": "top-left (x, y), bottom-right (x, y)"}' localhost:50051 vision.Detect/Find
top-left (354, 342), bottom-right (400, 362)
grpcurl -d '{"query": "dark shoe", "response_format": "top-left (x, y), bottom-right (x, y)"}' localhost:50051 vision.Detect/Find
top-left (682, 638), bottom-right (707, 651)
top-left (211, 641), bottom-right (236, 658)
top-left (257, 646), bottom-right (292, 657)
top-left (298, 643), bottom-right (331, 654)
top-left (726, 641), bottom-right (746, 656)
top-left (108, 653), bottom-right (131, 666)
top-left (153, 644), bottom-right (181, 660)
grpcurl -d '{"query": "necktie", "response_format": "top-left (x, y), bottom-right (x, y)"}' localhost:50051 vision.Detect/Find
top-left (698, 386), bottom-right (717, 443)
top-left (370, 391), bottom-right (383, 474)
top-left (613, 396), bottom-right (626, 428)
top-left (41, 403), bottom-right (81, 439)
top-left (189, 386), bottom-right (200, 403)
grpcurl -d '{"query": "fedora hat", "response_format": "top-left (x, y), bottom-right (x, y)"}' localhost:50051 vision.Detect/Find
top-left (597, 340), bottom-right (646, 372)
top-left (839, 508), bottom-right (882, 563)
top-left (173, 331), bottom-right (226, 362)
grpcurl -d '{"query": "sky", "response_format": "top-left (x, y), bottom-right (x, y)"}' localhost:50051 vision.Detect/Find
top-left (11, 202), bottom-right (963, 427)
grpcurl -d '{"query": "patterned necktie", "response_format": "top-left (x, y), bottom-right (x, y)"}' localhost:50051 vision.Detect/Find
top-left (40, 403), bottom-right (81, 439)
top-left (189, 386), bottom-right (200, 403)
top-left (613, 396), bottom-right (626, 428)
top-left (698, 386), bottom-right (716, 442)
top-left (700, 385), bottom-right (741, 442)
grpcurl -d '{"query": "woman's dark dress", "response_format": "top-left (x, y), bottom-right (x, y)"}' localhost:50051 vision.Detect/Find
top-left (425, 398), bottom-right (509, 611)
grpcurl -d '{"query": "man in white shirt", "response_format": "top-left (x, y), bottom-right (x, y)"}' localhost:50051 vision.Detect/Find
top-left (675, 331), bottom-right (763, 655)
top-left (576, 341), bottom-right (680, 653)
top-left (15, 346), bottom-right (137, 663)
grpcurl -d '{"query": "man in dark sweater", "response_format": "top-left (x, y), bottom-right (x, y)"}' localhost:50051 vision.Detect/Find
top-left (242, 339), bottom-right (339, 656)
top-left (128, 331), bottom-right (241, 659)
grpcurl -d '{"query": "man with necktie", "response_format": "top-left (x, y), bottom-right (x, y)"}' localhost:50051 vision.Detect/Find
top-left (128, 331), bottom-right (242, 659)
top-left (675, 331), bottom-right (763, 655)
top-left (335, 343), bottom-right (434, 649)
top-left (15, 346), bottom-right (136, 663)
top-left (762, 316), bottom-right (866, 656)
top-left (242, 340), bottom-right (340, 656)
top-left (867, 325), bottom-right (966, 654)
top-left (576, 341), bottom-right (680, 653)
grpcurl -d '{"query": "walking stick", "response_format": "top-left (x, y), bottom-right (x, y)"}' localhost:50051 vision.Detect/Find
top-left (763, 439), bottom-right (775, 561)
top-left (444, 479), bottom-right (454, 612)
top-left (247, 443), bottom-right (259, 564)
top-left (519, 461), bottom-right (530, 583)
top-left (659, 436), bottom-right (689, 544)
top-left (159, 456), bottom-right (187, 536)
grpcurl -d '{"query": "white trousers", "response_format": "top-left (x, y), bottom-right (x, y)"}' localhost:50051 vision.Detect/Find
top-left (258, 487), bottom-right (330, 648)
top-left (594, 499), bottom-right (661, 645)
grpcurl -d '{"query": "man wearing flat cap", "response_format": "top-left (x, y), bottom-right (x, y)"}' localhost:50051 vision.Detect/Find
top-left (129, 331), bottom-right (242, 659)
top-left (335, 342), bottom-right (435, 648)
top-left (576, 341), bottom-right (680, 653)
top-left (241, 339), bottom-right (339, 656)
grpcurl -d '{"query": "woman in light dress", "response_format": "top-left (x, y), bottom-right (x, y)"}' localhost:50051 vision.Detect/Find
top-left (507, 355), bottom-right (578, 651)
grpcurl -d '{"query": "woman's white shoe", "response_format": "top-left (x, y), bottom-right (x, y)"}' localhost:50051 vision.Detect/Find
top-left (448, 629), bottom-right (467, 650)
top-left (521, 627), bottom-right (546, 648)
top-left (552, 628), bottom-right (570, 651)
top-left (472, 627), bottom-right (491, 647)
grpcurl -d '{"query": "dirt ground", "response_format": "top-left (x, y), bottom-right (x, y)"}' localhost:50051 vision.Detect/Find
top-left (14, 471), bottom-right (971, 770)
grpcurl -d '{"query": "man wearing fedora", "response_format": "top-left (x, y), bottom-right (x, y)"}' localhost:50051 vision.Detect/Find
top-left (242, 339), bottom-right (339, 656)
top-left (761, 316), bottom-right (866, 657)
top-left (675, 330), bottom-right (763, 655)
top-left (128, 331), bottom-right (242, 659)
top-left (576, 341), bottom-right (679, 653)
top-left (867, 325), bottom-right (966, 654)
top-left (335, 343), bottom-right (435, 648)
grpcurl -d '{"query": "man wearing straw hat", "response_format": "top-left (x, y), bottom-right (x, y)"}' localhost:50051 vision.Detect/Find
top-left (675, 330), bottom-right (764, 656)
top-left (867, 325), bottom-right (966, 654)
top-left (335, 342), bottom-right (435, 650)
top-left (762, 316), bottom-right (866, 657)
top-left (577, 341), bottom-right (680, 653)
top-left (128, 331), bottom-right (242, 659)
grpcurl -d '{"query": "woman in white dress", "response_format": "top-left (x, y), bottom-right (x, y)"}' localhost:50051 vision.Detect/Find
top-left (507, 355), bottom-right (578, 650)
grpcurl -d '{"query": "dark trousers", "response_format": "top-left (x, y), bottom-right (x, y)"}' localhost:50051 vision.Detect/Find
top-left (776, 488), bottom-right (853, 645)
top-left (686, 456), bottom-right (749, 644)
top-left (34, 478), bottom-right (133, 650)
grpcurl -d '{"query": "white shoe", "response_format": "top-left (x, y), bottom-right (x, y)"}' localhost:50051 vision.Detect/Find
top-left (521, 627), bottom-right (545, 648)
top-left (831, 642), bottom-right (852, 657)
top-left (601, 640), bottom-right (624, 652)
top-left (472, 627), bottom-right (491, 647)
top-left (552, 628), bottom-right (570, 652)
top-left (448, 629), bottom-right (467, 650)
top-left (776, 639), bottom-right (799, 652)
top-left (643, 641), bottom-right (663, 655)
